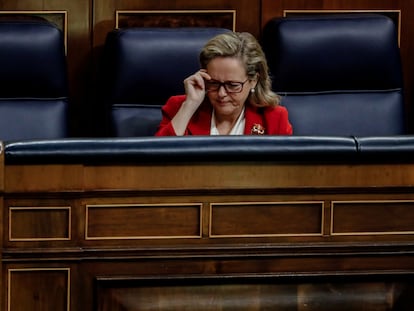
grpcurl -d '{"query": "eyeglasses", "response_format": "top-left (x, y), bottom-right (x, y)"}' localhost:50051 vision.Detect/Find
top-left (205, 78), bottom-right (249, 93)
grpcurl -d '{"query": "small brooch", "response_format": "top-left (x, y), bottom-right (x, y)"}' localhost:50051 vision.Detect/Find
top-left (251, 124), bottom-right (265, 135)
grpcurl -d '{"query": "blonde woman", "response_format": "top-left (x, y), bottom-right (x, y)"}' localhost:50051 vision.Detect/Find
top-left (156, 32), bottom-right (292, 136)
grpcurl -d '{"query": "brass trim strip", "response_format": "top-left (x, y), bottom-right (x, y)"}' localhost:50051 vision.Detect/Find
top-left (209, 201), bottom-right (324, 238)
top-left (9, 206), bottom-right (71, 241)
top-left (85, 203), bottom-right (203, 240)
top-left (330, 200), bottom-right (414, 236)
top-left (7, 267), bottom-right (70, 311)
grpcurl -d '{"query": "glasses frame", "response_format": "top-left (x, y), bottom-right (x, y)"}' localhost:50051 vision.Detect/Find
top-left (205, 78), bottom-right (249, 94)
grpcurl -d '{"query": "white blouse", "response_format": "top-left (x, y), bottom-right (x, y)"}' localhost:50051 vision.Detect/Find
top-left (210, 107), bottom-right (246, 135)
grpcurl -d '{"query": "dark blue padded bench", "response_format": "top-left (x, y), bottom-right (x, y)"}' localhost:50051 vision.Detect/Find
top-left (4, 136), bottom-right (358, 164)
top-left (6, 135), bottom-right (414, 165)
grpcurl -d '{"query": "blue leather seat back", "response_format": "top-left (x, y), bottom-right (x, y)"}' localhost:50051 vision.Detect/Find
top-left (0, 19), bottom-right (69, 141)
top-left (102, 27), bottom-right (231, 137)
top-left (280, 92), bottom-right (404, 136)
top-left (262, 14), bottom-right (405, 136)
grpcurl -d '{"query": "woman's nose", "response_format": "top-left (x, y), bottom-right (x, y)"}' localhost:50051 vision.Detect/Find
top-left (218, 84), bottom-right (228, 96)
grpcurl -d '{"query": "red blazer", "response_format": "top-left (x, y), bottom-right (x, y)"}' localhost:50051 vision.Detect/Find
top-left (155, 95), bottom-right (293, 136)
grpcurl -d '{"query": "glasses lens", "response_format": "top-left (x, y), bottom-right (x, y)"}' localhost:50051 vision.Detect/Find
top-left (205, 81), bottom-right (221, 91)
top-left (225, 82), bottom-right (242, 93)
top-left (205, 81), bottom-right (243, 93)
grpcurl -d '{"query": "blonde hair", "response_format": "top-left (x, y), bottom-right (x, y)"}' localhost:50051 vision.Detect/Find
top-left (199, 31), bottom-right (280, 108)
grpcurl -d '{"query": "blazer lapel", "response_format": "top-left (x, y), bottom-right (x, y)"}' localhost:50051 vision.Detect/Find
top-left (244, 105), bottom-right (265, 134)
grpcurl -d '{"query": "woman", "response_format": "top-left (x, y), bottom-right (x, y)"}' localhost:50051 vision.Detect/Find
top-left (155, 31), bottom-right (292, 136)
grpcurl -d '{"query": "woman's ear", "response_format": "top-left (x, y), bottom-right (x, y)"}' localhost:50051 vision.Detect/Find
top-left (251, 76), bottom-right (259, 89)
top-left (252, 73), bottom-right (259, 86)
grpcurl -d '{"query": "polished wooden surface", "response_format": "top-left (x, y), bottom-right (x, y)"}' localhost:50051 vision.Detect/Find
top-left (2, 159), bottom-right (414, 310)
top-left (5, 162), bottom-right (414, 192)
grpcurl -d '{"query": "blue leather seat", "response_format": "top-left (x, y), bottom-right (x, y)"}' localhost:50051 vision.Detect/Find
top-left (101, 27), bottom-right (231, 137)
top-left (262, 14), bottom-right (405, 136)
top-left (0, 19), bottom-right (69, 141)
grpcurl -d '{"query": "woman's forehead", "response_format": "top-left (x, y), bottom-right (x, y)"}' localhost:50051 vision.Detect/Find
top-left (206, 57), bottom-right (246, 80)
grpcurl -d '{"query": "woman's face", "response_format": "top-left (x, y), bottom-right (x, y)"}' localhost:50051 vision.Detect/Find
top-left (205, 57), bottom-right (256, 119)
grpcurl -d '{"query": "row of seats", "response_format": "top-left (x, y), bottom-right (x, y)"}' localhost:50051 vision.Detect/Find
top-left (0, 13), bottom-right (405, 141)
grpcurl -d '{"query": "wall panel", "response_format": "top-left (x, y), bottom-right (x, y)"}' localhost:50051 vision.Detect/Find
top-left (8, 268), bottom-right (70, 311)
top-left (93, 0), bottom-right (260, 49)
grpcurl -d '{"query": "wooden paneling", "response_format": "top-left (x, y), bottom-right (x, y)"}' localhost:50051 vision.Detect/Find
top-left (115, 10), bottom-right (236, 30)
top-left (4, 164), bottom-right (83, 192)
top-left (79, 163), bottom-right (414, 191)
top-left (210, 201), bottom-right (323, 237)
top-left (331, 200), bottom-right (414, 235)
top-left (86, 203), bottom-right (202, 239)
top-left (8, 268), bottom-right (70, 311)
top-left (9, 206), bottom-right (71, 241)
top-left (93, 0), bottom-right (260, 49)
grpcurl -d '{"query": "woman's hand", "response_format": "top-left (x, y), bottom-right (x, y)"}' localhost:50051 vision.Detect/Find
top-left (170, 70), bottom-right (211, 136)
top-left (183, 69), bottom-right (211, 109)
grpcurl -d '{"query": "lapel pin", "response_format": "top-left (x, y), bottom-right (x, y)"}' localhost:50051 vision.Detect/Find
top-left (251, 124), bottom-right (265, 135)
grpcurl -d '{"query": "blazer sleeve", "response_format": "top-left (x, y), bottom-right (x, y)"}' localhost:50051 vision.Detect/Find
top-left (155, 95), bottom-right (187, 136)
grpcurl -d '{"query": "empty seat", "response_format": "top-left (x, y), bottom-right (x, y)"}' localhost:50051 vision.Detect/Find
top-left (0, 18), bottom-right (69, 141)
top-left (262, 14), bottom-right (405, 136)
